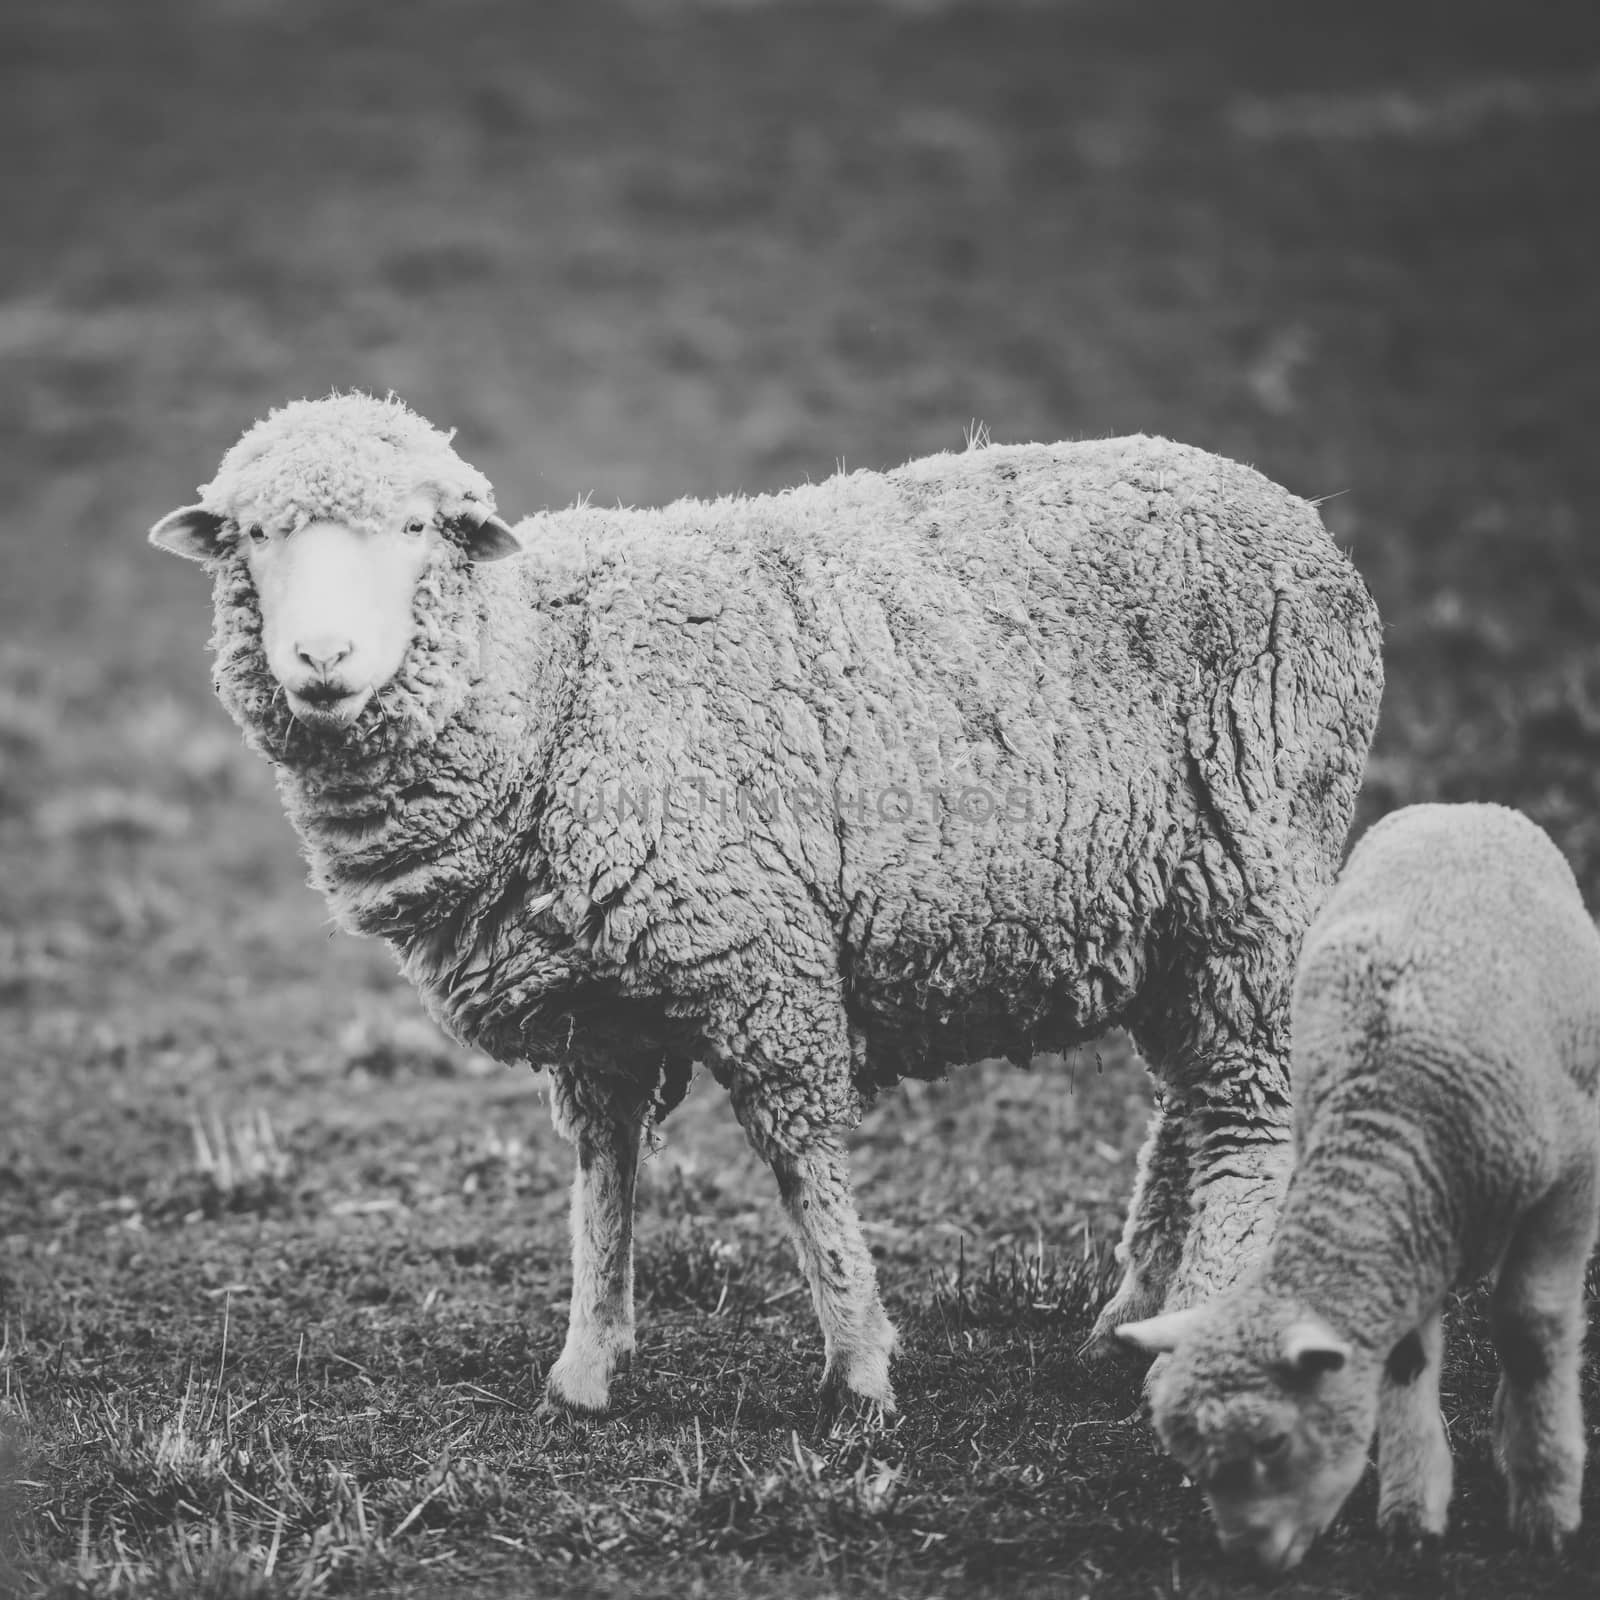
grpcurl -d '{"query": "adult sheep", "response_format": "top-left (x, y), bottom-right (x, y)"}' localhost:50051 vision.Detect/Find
top-left (149, 393), bottom-right (1383, 1417)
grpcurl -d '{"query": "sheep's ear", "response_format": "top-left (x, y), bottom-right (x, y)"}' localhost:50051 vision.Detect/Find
top-left (450, 505), bottom-right (523, 562)
top-left (149, 505), bottom-right (228, 562)
top-left (1116, 1306), bottom-right (1210, 1354)
top-left (1280, 1318), bottom-right (1350, 1379)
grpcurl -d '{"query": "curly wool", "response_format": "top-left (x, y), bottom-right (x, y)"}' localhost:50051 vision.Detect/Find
top-left (195, 392), bottom-right (496, 537)
top-left (204, 427), bottom-right (1381, 1106)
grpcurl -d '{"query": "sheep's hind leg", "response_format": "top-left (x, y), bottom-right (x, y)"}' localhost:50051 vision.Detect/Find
top-left (1490, 1165), bottom-right (1597, 1553)
top-left (1377, 1311), bottom-right (1453, 1546)
top-left (544, 1071), bottom-right (648, 1415)
top-left (1085, 1097), bottom-right (1189, 1354)
top-left (1130, 924), bottom-right (1295, 1312)
top-left (733, 1096), bottom-right (898, 1416)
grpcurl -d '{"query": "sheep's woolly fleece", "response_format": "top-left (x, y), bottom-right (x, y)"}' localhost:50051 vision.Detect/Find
top-left (201, 424), bottom-right (1381, 1094)
top-left (169, 395), bottom-right (1384, 1411)
top-left (1277, 802), bottom-right (1600, 1332)
top-left (1143, 802), bottom-right (1600, 1557)
top-left (195, 393), bottom-right (496, 537)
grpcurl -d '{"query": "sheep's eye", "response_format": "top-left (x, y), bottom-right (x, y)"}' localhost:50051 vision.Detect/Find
top-left (1257, 1432), bottom-right (1290, 1461)
top-left (403, 516), bottom-right (428, 538)
top-left (247, 523), bottom-right (267, 546)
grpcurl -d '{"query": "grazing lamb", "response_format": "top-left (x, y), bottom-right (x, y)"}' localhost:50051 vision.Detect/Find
top-left (149, 393), bottom-right (1383, 1416)
top-left (1120, 803), bottom-right (1600, 1572)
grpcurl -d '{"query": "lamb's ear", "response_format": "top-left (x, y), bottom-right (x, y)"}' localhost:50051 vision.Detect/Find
top-left (450, 505), bottom-right (523, 562)
top-left (1116, 1306), bottom-right (1211, 1355)
top-left (149, 505), bottom-right (228, 562)
top-left (1280, 1318), bottom-right (1351, 1379)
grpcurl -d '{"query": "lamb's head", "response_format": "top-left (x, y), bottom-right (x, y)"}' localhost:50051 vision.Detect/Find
top-left (1119, 1294), bottom-right (1375, 1574)
top-left (148, 394), bottom-right (522, 744)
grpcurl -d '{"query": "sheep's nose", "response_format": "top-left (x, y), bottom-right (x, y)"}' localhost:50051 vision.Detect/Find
top-left (295, 636), bottom-right (353, 675)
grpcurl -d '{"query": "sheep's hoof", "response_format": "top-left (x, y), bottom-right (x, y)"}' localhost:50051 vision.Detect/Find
top-left (816, 1361), bottom-right (896, 1431)
top-left (541, 1376), bottom-right (610, 1418)
top-left (1508, 1495), bottom-right (1578, 1557)
top-left (543, 1344), bottom-right (631, 1417)
top-left (1378, 1512), bottom-right (1445, 1558)
top-left (1078, 1325), bottom-right (1143, 1368)
top-left (1082, 1279), bottom-right (1169, 1365)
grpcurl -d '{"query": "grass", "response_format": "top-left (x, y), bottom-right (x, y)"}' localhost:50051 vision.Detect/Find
top-left (2, 0), bottom-right (1600, 1593)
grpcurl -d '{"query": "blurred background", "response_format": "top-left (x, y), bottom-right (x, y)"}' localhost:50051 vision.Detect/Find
top-left (1, 0), bottom-right (1599, 1586)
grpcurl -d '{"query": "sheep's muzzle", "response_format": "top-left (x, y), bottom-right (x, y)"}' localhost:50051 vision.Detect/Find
top-left (286, 681), bottom-right (373, 731)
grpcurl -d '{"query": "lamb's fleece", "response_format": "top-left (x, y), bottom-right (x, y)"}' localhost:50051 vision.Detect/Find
top-left (1122, 803), bottom-right (1600, 1572)
top-left (165, 393), bottom-right (1383, 1415)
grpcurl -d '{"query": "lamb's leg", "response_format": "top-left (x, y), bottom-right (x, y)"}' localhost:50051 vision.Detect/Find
top-left (1086, 1096), bottom-right (1190, 1351)
top-left (732, 1096), bottom-right (898, 1415)
top-left (1377, 1311), bottom-right (1453, 1545)
top-left (1490, 1165), bottom-right (1597, 1553)
top-left (1129, 922), bottom-right (1296, 1311)
top-left (544, 1072), bottom-right (647, 1415)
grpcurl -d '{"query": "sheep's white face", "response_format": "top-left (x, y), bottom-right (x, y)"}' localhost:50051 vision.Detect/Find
top-left (1119, 1302), bottom-right (1375, 1575)
top-left (149, 487), bottom-right (523, 733)
top-left (243, 492), bottom-right (440, 731)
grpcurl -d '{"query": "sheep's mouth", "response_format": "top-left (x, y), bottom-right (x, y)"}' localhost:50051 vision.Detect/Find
top-left (285, 683), bottom-right (373, 730)
top-left (1218, 1518), bottom-right (1322, 1576)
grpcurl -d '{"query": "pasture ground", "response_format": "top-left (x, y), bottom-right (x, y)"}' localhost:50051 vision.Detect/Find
top-left (3, 1), bottom-right (1599, 1595)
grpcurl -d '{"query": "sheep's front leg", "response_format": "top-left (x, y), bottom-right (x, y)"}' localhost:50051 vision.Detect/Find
top-left (735, 1100), bottom-right (898, 1415)
top-left (1490, 1167), bottom-right (1597, 1553)
top-left (545, 1073), bottom-right (646, 1415)
top-left (1086, 1097), bottom-right (1190, 1352)
top-left (1377, 1311), bottom-right (1453, 1545)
